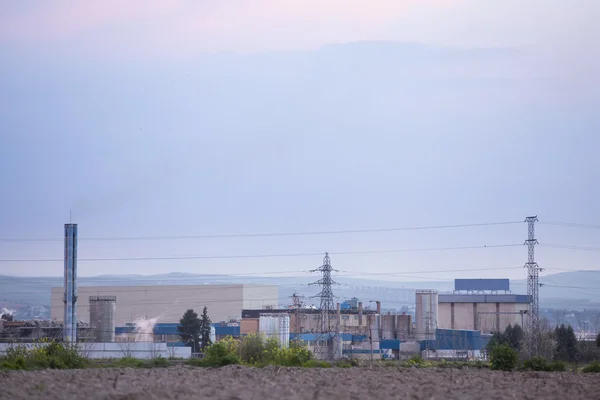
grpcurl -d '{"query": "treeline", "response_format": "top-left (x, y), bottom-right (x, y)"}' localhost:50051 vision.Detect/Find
top-left (486, 323), bottom-right (600, 371)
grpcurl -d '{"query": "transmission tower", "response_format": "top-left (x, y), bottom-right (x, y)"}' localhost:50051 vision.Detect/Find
top-left (524, 215), bottom-right (543, 356)
top-left (309, 253), bottom-right (339, 360)
top-left (289, 292), bottom-right (305, 338)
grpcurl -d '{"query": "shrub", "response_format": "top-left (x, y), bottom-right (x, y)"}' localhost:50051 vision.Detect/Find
top-left (0, 341), bottom-right (87, 371)
top-left (489, 344), bottom-right (518, 371)
top-left (523, 357), bottom-right (549, 371)
top-left (263, 341), bottom-right (312, 367)
top-left (547, 361), bottom-right (567, 372)
top-left (522, 357), bottom-right (567, 372)
top-left (582, 362), bottom-right (600, 373)
top-left (236, 333), bottom-right (263, 364)
top-left (200, 342), bottom-right (240, 367)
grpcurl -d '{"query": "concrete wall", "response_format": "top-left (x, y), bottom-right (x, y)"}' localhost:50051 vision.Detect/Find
top-left (51, 285), bottom-right (278, 326)
top-left (438, 302), bottom-right (529, 333)
top-left (0, 342), bottom-right (192, 359)
top-left (242, 285), bottom-right (279, 310)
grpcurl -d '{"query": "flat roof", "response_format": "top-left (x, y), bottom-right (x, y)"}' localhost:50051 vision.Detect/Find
top-left (241, 309), bottom-right (376, 318)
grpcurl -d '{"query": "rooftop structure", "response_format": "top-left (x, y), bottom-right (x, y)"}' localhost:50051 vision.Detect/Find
top-left (454, 279), bottom-right (510, 293)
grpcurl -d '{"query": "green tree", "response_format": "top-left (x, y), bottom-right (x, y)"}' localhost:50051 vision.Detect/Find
top-left (506, 324), bottom-right (524, 352)
top-left (486, 331), bottom-right (507, 353)
top-left (199, 306), bottom-right (212, 350)
top-left (178, 309), bottom-right (201, 353)
top-left (555, 324), bottom-right (578, 362)
top-left (489, 344), bottom-right (518, 371)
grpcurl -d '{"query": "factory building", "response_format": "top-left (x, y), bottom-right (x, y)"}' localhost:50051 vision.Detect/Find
top-left (241, 305), bottom-right (389, 336)
top-left (50, 284), bottom-right (278, 327)
top-left (437, 279), bottom-right (530, 333)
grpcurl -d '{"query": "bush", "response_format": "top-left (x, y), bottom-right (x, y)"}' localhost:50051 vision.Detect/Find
top-left (547, 361), bottom-right (567, 372)
top-left (523, 357), bottom-right (549, 371)
top-left (489, 345), bottom-right (518, 371)
top-left (522, 357), bottom-right (567, 372)
top-left (199, 342), bottom-right (240, 367)
top-left (582, 362), bottom-right (600, 373)
top-left (238, 333), bottom-right (264, 364)
top-left (186, 335), bottom-right (314, 368)
top-left (0, 341), bottom-right (87, 371)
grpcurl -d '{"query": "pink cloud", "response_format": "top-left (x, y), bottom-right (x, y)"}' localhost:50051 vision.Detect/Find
top-left (0, 0), bottom-right (457, 53)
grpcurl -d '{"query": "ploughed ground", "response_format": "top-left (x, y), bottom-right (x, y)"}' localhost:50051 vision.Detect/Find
top-left (1, 365), bottom-right (598, 400)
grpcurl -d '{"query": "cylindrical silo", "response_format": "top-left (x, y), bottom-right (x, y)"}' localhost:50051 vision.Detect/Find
top-left (382, 314), bottom-right (396, 339)
top-left (415, 290), bottom-right (438, 341)
top-left (89, 295), bottom-right (116, 342)
top-left (395, 314), bottom-right (412, 339)
top-left (368, 314), bottom-right (380, 342)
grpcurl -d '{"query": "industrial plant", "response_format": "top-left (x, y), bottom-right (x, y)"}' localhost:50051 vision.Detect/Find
top-left (0, 222), bottom-right (535, 362)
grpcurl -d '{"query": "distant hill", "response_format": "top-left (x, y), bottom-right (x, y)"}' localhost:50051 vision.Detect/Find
top-left (1, 270), bottom-right (599, 314)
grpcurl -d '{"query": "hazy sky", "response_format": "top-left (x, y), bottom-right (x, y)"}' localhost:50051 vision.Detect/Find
top-left (0, 1), bottom-right (599, 281)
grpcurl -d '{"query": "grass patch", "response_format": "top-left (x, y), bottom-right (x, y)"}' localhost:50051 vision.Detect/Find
top-left (301, 360), bottom-right (331, 368)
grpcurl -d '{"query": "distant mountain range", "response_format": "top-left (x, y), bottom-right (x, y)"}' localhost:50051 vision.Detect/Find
top-left (2, 270), bottom-right (599, 313)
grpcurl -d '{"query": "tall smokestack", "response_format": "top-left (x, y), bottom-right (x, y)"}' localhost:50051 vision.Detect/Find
top-left (336, 303), bottom-right (341, 328)
top-left (63, 223), bottom-right (78, 343)
top-left (376, 301), bottom-right (381, 316)
top-left (358, 302), bottom-right (363, 326)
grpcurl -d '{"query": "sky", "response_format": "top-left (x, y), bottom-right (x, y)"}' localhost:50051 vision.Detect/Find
top-left (0, 0), bottom-right (599, 281)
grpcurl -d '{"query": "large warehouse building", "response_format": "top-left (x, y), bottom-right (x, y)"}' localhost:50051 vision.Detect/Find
top-left (437, 279), bottom-right (530, 333)
top-left (50, 284), bottom-right (278, 326)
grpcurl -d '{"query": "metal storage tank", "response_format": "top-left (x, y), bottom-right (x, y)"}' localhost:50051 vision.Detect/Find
top-left (259, 314), bottom-right (290, 348)
top-left (210, 325), bottom-right (216, 344)
top-left (381, 314), bottom-right (396, 339)
top-left (415, 290), bottom-right (438, 341)
top-left (89, 295), bottom-right (116, 342)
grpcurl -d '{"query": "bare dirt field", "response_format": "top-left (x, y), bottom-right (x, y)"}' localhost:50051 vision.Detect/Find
top-left (1, 365), bottom-right (598, 400)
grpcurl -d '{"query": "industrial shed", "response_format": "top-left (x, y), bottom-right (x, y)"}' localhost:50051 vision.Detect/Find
top-left (437, 279), bottom-right (530, 333)
top-left (50, 284), bottom-right (278, 326)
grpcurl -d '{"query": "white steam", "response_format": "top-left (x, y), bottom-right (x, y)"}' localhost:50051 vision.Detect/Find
top-left (1, 307), bottom-right (15, 316)
top-left (133, 317), bottom-right (159, 342)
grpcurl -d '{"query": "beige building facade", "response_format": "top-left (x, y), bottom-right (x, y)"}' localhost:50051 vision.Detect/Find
top-left (437, 294), bottom-right (529, 333)
top-left (51, 284), bottom-right (278, 326)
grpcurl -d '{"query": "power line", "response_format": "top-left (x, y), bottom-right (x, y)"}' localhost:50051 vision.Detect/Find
top-left (539, 221), bottom-right (600, 230)
top-left (0, 265), bottom-right (587, 286)
top-left (540, 244), bottom-right (600, 252)
top-left (0, 221), bottom-right (523, 243)
top-left (0, 243), bottom-right (523, 263)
